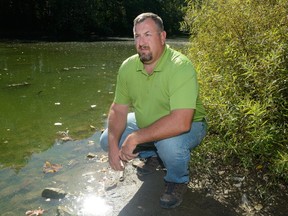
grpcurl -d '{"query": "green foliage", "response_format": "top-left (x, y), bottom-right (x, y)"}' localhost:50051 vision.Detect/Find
top-left (183, 0), bottom-right (288, 181)
top-left (0, 0), bottom-right (187, 39)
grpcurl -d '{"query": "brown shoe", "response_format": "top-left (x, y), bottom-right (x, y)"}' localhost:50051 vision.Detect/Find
top-left (160, 182), bottom-right (187, 208)
top-left (132, 157), bottom-right (164, 176)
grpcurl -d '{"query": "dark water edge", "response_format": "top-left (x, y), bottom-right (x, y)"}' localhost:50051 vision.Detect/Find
top-left (0, 31), bottom-right (189, 42)
top-left (0, 131), bottom-right (104, 215)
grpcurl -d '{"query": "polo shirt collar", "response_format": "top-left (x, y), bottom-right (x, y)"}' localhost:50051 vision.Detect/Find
top-left (136, 44), bottom-right (169, 73)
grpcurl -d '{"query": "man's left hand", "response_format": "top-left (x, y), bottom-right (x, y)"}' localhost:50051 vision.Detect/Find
top-left (120, 134), bottom-right (139, 161)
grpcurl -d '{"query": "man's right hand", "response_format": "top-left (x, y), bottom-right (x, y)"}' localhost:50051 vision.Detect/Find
top-left (108, 148), bottom-right (125, 171)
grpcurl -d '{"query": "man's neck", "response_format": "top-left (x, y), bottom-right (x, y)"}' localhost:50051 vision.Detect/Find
top-left (144, 62), bottom-right (157, 74)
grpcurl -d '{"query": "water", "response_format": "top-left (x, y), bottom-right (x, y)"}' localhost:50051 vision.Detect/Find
top-left (0, 40), bottom-right (188, 215)
top-left (0, 41), bottom-right (136, 168)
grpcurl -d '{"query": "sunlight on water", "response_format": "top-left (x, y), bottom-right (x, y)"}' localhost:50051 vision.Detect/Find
top-left (79, 195), bottom-right (113, 216)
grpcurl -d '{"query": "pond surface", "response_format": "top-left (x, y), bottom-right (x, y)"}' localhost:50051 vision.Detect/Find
top-left (0, 41), bottom-right (137, 169)
top-left (0, 40), bottom-right (188, 215)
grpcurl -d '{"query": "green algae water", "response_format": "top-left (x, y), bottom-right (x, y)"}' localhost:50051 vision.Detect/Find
top-left (0, 41), bottom-right (136, 169)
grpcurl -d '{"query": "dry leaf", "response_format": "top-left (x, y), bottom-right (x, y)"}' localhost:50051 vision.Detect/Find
top-left (43, 161), bottom-right (62, 173)
top-left (25, 208), bottom-right (44, 216)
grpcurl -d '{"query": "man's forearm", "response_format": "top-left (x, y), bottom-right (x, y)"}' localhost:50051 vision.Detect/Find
top-left (129, 109), bottom-right (194, 146)
top-left (107, 103), bottom-right (129, 151)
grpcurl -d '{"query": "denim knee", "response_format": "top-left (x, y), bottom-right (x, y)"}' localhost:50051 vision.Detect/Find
top-left (99, 129), bottom-right (108, 152)
top-left (99, 112), bottom-right (138, 152)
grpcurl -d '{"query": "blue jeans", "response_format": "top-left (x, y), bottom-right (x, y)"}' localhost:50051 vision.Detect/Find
top-left (100, 113), bottom-right (207, 183)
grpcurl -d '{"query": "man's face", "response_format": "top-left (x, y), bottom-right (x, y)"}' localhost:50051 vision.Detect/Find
top-left (134, 18), bottom-right (166, 65)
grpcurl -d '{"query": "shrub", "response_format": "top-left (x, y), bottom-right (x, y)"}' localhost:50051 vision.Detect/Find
top-left (183, 0), bottom-right (288, 181)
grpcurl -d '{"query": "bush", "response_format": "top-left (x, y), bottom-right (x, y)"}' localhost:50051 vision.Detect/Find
top-left (182, 0), bottom-right (288, 181)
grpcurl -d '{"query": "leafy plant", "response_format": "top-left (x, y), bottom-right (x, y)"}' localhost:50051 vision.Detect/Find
top-left (183, 0), bottom-right (288, 181)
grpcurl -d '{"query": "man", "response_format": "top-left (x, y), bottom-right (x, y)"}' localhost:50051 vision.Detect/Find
top-left (100, 12), bottom-right (207, 209)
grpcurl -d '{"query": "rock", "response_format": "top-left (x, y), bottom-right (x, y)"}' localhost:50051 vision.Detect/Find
top-left (233, 176), bottom-right (245, 182)
top-left (241, 193), bottom-right (249, 206)
top-left (87, 153), bottom-right (96, 158)
top-left (57, 206), bottom-right (73, 216)
top-left (218, 170), bottom-right (225, 175)
top-left (233, 182), bottom-right (242, 188)
top-left (42, 188), bottom-right (67, 199)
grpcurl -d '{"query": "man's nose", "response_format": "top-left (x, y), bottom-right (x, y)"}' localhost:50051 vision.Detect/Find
top-left (136, 35), bottom-right (146, 45)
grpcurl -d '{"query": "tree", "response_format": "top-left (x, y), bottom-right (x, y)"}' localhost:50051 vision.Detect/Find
top-left (0, 0), bottom-right (187, 39)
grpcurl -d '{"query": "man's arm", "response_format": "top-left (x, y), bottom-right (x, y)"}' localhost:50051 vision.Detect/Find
top-left (107, 102), bottom-right (129, 170)
top-left (120, 109), bottom-right (194, 161)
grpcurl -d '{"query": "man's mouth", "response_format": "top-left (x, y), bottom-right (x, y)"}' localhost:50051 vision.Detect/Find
top-left (139, 45), bottom-right (149, 50)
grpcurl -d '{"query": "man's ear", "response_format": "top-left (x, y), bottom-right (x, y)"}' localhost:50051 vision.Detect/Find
top-left (161, 31), bottom-right (167, 45)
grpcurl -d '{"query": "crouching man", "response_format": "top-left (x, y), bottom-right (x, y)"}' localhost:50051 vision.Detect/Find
top-left (100, 12), bottom-right (207, 208)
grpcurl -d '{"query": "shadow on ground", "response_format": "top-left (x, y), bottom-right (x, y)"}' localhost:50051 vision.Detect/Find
top-left (118, 170), bottom-right (238, 216)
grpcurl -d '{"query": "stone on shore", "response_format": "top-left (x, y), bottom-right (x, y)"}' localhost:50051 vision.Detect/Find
top-left (41, 188), bottom-right (67, 199)
top-left (57, 206), bottom-right (73, 216)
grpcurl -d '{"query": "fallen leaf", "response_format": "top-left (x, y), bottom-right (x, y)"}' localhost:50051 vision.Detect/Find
top-left (56, 130), bottom-right (73, 141)
top-left (25, 208), bottom-right (44, 215)
top-left (97, 155), bottom-right (108, 163)
top-left (61, 136), bottom-right (73, 141)
top-left (98, 168), bottom-right (108, 173)
top-left (256, 165), bottom-right (263, 170)
top-left (43, 161), bottom-right (62, 173)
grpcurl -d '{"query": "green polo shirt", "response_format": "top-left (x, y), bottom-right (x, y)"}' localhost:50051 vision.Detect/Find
top-left (114, 45), bottom-right (206, 128)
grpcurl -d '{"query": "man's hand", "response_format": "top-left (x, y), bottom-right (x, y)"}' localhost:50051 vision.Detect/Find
top-left (106, 103), bottom-right (129, 171)
top-left (119, 134), bottom-right (139, 161)
top-left (108, 147), bottom-right (125, 171)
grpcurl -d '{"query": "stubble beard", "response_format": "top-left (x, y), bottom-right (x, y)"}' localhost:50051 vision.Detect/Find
top-left (138, 46), bottom-right (153, 63)
top-left (139, 52), bottom-right (153, 63)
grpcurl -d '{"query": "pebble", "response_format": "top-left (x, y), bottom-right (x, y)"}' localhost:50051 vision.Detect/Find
top-left (254, 203), bottom-right (263, 211)
top-left (87, 153), bottom-right (96, 158)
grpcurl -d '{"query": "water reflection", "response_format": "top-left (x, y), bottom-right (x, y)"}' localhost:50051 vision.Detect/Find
top-left (79, 195), bottom-right (113, 216)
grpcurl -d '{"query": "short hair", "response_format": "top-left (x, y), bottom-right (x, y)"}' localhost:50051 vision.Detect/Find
top-left (133, 12), bottom-right (164, 32)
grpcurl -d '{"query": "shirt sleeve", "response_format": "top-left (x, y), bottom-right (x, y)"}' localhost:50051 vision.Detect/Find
top-left (169, 62), bottom-right (199, 110)
top-left (113, 66), bottom-right (131, 105)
